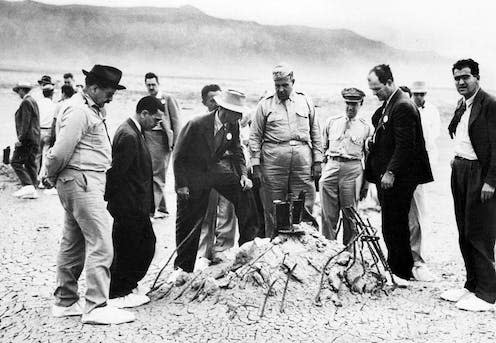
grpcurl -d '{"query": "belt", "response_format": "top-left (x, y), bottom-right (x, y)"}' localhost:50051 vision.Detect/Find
top-left (329, 156), bottom-right (360, 162)
top-left (454, 156), bottom-right (478, 162)
top-left (264, 140), bottom-right (306, 146)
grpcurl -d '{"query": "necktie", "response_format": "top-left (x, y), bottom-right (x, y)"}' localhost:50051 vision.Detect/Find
top-left (214, 124), bottom-right (226, 151)
top-left (448, 99), bottom-right (466, 139)
top-left (340, 118), bottom-right (351, 139)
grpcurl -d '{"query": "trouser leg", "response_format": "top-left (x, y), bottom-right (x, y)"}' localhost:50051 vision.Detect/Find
top-left (288, 144), bottom-right (316, 221)
top-left (11, 144), bottom-right (38, 186)
top-left (212, 194), bottom-right (237, 254)
top-left (197, 190), bottom-right (218, 259)
top-left (319, 161), bottom-right (340, 240)
top-left (339, 162), bottom-right (362, 245)
top-left (174, 189), bottom-right (210, 272)
top-left (378, 181), bottom-right (416, 280)
top-left (53, 208), bottom-right (85, 307)
top-left (110, 214), bottom-right (156, 298)
top-left (145, 130), bottom-right (169, 214)
top-left (409, 185), bottom-right (425, 264)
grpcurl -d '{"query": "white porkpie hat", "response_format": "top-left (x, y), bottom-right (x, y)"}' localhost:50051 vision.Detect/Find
top-left (213, 89), bottom-right (248, 114)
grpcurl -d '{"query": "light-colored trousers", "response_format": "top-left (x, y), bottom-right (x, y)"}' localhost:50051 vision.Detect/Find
top-left (144, 130), bottom-right (172, 214)
top-left (408, 184), bottom-right (427, 264)
top-left (37, 128), bottom-right (52, 181)
top-left (261, 142), bottom-right (316, 237)
top-left (198, 190), bottom-right (237, 259)
top-left (54, 169), bottom-right (113, 313)
top-left (319, 159), bottom-right (362, 244)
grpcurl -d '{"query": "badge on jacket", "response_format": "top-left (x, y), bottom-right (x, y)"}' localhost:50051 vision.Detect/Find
top-left (226, 132), bottom-right (232, 141)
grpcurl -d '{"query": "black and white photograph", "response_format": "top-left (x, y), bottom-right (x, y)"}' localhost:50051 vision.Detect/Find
top-left (1, 0), bottom-right (496, 341)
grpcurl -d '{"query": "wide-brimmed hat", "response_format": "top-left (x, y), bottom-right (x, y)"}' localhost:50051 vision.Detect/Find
top-left (411, 81), bottom-right (427, 93)
top-left (82, 64), bottom-right (126, 90)
top-left (38, 75), bottom-right (54, 86)
top-left (213, 89), bottom-right (248, 114)
top-left (12, 82), bottom-right (33, 92)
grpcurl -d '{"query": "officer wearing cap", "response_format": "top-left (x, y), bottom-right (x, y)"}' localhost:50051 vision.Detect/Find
top-left (249, 63), bottom-right (323, 237)
top-left (320, 88), bottom-right (371, 244)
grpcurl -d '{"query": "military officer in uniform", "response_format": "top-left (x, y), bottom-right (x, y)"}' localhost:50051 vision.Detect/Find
top-left (249, 63), bottom-right (323, 237)
top-left (320, 88), bottom-right (371, 244)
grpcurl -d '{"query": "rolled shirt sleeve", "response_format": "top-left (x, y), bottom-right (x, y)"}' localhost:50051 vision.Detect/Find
top-left (249, 101), bottom-right (266, 167)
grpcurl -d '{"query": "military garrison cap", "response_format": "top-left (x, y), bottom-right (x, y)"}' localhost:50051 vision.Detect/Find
top-left (341, 87), bottom-right (365, 103)
top-left (272, 63), bottom-right (294, 80)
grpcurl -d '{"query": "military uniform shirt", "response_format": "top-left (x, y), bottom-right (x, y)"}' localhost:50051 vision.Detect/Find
top-left (249, 90), bottom-right (323, 165)
top-left (323, 115), bottom-right (371, 160)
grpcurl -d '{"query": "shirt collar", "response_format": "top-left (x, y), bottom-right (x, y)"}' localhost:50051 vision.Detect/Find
top-left (214, 110), bottom-right (224, 132)
top-left (465, 87), bottom-right (480, 107)
top-left (130, 116), bottom-right (142, 134)
top-left (275, 90), bottom-right (296, 104)
top-left (82, 91), bottom-right (104, 117)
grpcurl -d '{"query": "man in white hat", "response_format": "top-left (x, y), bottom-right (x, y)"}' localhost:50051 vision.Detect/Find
top-left (173, 89), bottom-right (260, 273)
top-left (11, 82), bottom-right (40, 199)
top-left (249, 63), bottom-right (323, 237)
top-left (407, 80), bottom-right (441, 282)
top-left (320, 88), bottom-right (371, 244)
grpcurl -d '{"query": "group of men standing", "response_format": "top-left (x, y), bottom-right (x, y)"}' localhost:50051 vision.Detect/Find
top-left (8, 57), bottom-right (496, 326)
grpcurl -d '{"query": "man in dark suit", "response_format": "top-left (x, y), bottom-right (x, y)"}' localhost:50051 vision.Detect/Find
top-left (365, 64), bottom-right (433, 283)
top-left (105, 96), bottom-right (164, 308)
top-left (173, 89), bottom-right (260, 273)
top-left (441, 59), bottom-right (496, 312)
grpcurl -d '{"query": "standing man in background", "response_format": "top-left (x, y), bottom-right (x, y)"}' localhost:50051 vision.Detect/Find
top-left (11, 82), bottom-right (40, 199)
top-left (249, 63), bottom-right (323, 237)
top-left (37, 80), bottom-right (56, 190)
top-left (144, 72), bottom-right (181, 219)
top-left (441, 59), bottom-right (496, 311)
top-left (63, 73), bottom-right (76, 90)
top-left (407, 81), bottom-right (441, 282)
top-left (320, 88), bottom-right (370, 244)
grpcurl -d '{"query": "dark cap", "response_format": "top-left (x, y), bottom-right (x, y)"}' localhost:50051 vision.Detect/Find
top-left (341, 87), bottom-right (365, 103)
top-left (136, 95), bottom-right (165, 114)
top-left (38, 75), bottom-right (54, 86)
top-left (82, 64), bottom-right (126, 90)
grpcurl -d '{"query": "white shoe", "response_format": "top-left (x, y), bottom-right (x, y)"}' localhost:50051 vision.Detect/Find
top-left (13, 185), bottom-right (37, 198)
top-left (455, 293), bottom-right (494, 312)
top-left (194, 257), bottom-right (211, 272)
top-left (81, 306), bottom-right (135, 325)
top-left (386, 273), bottom-right (410, 287)
top-left (44, 188), bottom-right (58, 196)
top-left (108, 293), bottom-right (150, 309)
top-left (412, 264), bottom-right (436, 282)
top-left (440, 288), bottom-right (471, 302)
top-left (52, 298), bottom-right (84, 318)
top-left (132, 285), bottom-right (150, 296)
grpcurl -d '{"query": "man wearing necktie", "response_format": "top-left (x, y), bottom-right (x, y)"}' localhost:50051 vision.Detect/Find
top-left (320, 88), bottom-right (371, 244)
top-left (105, 96), bottom-right (164, 309)
top-left (440, 59), bottom-right (496, 312)
top-left (249, 63), bottom-right (323, 237)
top-left (365, 64), bottom-right (433, 285)
top-left (173, 89), bottom-right (260, 273)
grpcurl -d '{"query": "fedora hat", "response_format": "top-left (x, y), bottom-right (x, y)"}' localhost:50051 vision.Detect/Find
top-left (38, 75), bottom-right (54, 86)
top-left (12, 82), bottom-right (33, 92)
top-left (411, 81), bottom-right (427, 93)
top-left (214, 89), bottom-right (248, 114)
top-left (82, 64), bottom-right (126, 90)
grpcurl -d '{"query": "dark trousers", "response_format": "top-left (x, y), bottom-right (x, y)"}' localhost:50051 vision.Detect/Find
top-left (451, 158), bottom-right (496, 303)
top-left (174, 171), bottom-right (260, 272)
top-left (11, 143), bottom-right (39, 186)
top-left (109, 214), bottom-right (156, 298)
top-left (377, 180), bottom-right (416, 280)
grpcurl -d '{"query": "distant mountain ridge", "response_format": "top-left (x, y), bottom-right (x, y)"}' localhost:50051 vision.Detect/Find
top-left (0, 0), bottom-right (448, 81)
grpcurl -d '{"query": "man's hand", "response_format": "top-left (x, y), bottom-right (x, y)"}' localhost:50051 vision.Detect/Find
top-left (481, 183), bottom-right (495, 203)
top-left (380, 171), bottom-right (395, 190)
top-left (252, 165), bottom-right (263, 187)
top-left (41, 176), bottom-right (55, 189)
top-left (312, 162), bottom-right (322, 180)
top-left (14, 141), bottom-right (22, 148)
top-left (359, 181), bottom-right (369, 200)
top-left (177, 186), bottom-right (190, 201)
top-left (240, 175), bottom-right (253, 191)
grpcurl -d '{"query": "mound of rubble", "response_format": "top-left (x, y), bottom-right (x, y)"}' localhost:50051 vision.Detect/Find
top-left (151, 223), bottom-right (386, 314)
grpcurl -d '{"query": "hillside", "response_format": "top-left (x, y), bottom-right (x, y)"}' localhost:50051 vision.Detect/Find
top-left (0, 0), bottom-right (449, 82)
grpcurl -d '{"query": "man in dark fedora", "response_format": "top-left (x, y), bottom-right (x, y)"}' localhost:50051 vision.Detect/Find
top-left (173, 89), bottom-right (260, 274)
top-left (46, 65), bottom-right (135, 324)
top-left (105, 96), bottom-right (164, 308)
top-left (11, 82), bottom-right (40, 199)
top-left (366, 64), bottom-right (433, 285)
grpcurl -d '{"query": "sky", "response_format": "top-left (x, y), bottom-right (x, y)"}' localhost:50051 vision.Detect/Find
top-left (8, 0), bottom-right (496, 82)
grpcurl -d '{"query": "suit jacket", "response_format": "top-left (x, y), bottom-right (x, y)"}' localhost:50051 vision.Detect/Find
top-left (449, 88), bottom-right (496, 187)
top-left (151, 94), bottom-right (180, 151)
top-left (173, 111), bottom-right (247, 191)
top-left (105, 118), bottom-right (154, 217)
top-left (365, 89), bottom-right (433, 185)
top-left (15, 94), bottom-right (40, 145)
